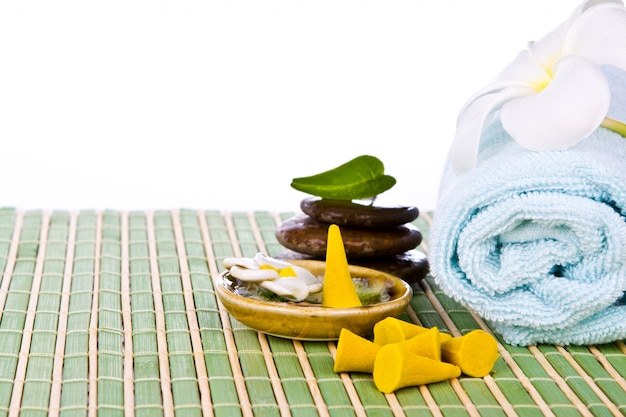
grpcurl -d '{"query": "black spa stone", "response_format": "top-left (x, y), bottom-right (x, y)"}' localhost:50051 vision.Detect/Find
top-left (300, 197), bottom-right (419, 228)
top-left (275, 214), bottom-right (422, 259)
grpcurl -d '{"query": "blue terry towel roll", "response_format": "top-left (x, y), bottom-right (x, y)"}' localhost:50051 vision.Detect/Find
top-left (430, 120), bottom-right (626, 346)
top-left (430, 0), bottom-right (626, 346)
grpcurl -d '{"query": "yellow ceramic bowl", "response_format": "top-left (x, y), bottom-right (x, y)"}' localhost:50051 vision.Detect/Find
top-left (215, 259), bottom-right (413, 340)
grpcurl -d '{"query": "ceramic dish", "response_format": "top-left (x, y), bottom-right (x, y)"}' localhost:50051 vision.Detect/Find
top-left (214, 259), bottom-right (413, 340)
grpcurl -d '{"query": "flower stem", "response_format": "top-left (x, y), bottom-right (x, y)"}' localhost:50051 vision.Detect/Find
top-left (601, 117), bottom-right (626, 138)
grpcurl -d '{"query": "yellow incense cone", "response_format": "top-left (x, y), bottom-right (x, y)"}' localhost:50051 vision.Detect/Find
top-left (441, 329), bottom-right (499, 377)
top-left (322, 225), bottom-right (362, 308)
top-left (333, 328), bottom-right (381, 373)
top-left (373, 317), bottom-right (429, 345)
top-left (373, 344), bottom-right (461, 393)
top-left (397, 327), bottom-right (442, 361)
top-left (439, 332), bottom-right (453, 343)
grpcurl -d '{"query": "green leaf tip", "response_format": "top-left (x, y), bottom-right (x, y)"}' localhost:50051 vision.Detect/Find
top-left (290, 155), bottom-right (397, 200)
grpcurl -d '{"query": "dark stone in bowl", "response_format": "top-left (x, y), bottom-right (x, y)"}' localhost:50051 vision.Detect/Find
top-left (275, 214), bottom-right (422, 258)
top-left (352, 250), bottom-right (429, 285)
top-left (300, 197), bottom-right (419, 228)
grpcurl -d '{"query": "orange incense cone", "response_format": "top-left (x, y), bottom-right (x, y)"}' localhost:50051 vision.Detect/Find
top-left (333, 328), bottom-right (381, 373)
top-left (441, 329), bottom-right (499, 377)
top-left (373, 317), bottom-right (429, 345)
top-left (373, 344), bottom-right (461, 393)
top-left (322, 225), bottom-right (362, 308)
top-left (397, 326), bottom-right (442, 361)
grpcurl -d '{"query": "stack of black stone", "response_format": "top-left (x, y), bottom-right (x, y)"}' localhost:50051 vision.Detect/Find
top-left (275, 197), bottom-right (429, 284)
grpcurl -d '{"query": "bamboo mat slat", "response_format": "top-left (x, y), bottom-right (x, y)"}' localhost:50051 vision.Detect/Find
top-left (0, 208), bottom-right (622, 417)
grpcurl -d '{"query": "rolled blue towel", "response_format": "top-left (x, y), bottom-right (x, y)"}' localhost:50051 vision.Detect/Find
top-left (430, 66), bottom-right (626, 346)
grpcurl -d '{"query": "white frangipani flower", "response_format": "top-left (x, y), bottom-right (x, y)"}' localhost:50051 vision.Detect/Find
top-left (223, 253), bottom-right (322, 301)
top-left (451, 0), bottom-right (626, 174)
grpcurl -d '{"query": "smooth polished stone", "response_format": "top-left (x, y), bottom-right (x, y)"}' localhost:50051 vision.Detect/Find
top-left (276, 249), bottom-right (429, 284)
top-left (275, 214), bottom-right (422, 258)
top-left (301, 197), bottom-right (419, 228)
top-left (352, 250), bottom-right (429, 284)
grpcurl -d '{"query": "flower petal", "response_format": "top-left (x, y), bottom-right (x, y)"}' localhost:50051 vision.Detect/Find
top-left (511, 0), bottom-right (610, 72)
top-left (521, 18), bottom-right (573, 73)
top-left (500, 55), bottom-right (611, 151)
top-left (579, 0), bottom-right (624, 12)
top-left (450, 85), bottom-right (534, 174)
top-left (510, 1), bottom-right (625, 77)
top-left (260, 278), bottom-right (309, 301)
top-left (495, 48), bottom-right (552, 89)
top-left (564, 1), bottom-right (626, 70)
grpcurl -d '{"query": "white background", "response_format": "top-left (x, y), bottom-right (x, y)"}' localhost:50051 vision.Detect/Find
top-left (0, 0), bottom-right (579, 213)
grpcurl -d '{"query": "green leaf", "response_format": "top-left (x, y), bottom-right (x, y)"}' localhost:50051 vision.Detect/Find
top-left (290, 155), bottom-right (396, 200)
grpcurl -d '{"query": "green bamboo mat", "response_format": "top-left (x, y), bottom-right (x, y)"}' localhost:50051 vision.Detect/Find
top-left (0, 208), bottom-right (623, 417)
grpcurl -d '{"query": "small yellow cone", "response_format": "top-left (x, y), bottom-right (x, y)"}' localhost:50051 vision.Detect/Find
top-left (441, 329), bottom-right (499, 377)
top-left (397, 327), bottom-right (442, 361)
top-left (373, 317), bottom-right (429, 345)
top-left (333, 328), bottom-right (381, 373)
top-left (439, 332), bottom-right (453, 343)
top-left (322, 225), bottom-right (362, 308)
top-left (373, 344), bottom-right (461, 393)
